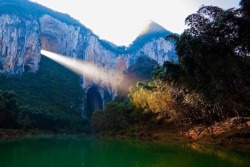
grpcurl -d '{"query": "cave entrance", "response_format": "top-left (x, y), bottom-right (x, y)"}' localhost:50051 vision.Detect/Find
top-left (86, 86), bottom-right (103, 115)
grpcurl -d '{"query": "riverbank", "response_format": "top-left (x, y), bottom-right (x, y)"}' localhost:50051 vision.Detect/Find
top-left (0, 129), bottom-right (55, 139)
top-left (184, 117), bottom-right (250, 146)
top-left (1, 117), bottom-right (250, 149)
top-left (0, 128), bottom-right (89, 139)
top-left (101, 117), bottom-right (250, 148)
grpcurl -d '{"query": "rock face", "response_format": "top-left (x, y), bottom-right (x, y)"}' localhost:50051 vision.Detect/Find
top-left (40, 15), bottom-right (88, 59)
top-left (81, 24), bottom-right (177, 117)
top-left (0, 14), bottom-right (40, 74)
top-left (0, 0), bottom-right (178, 118)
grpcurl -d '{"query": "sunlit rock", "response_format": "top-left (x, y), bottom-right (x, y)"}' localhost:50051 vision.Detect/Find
top-left (0, 0), bottom-right (178, 118)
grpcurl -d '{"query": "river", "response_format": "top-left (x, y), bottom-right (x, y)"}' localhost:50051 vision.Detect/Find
top-left (0, 135), bottom-right (249, 167)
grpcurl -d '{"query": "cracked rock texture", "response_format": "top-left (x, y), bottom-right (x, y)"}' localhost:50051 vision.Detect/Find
top-left (0, 1), bottom-right (178, 115)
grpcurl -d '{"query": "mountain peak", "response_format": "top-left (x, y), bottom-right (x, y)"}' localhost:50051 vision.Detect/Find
top-left (140, 21), bottom-right (167, 36)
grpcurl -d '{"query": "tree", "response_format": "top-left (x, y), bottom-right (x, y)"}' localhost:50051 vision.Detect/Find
top-left (147, 1), bottom-right (250, 124)
top-left (91, 110), bottom-right (107, 132)
top-left (104, 102), bottom-right (129, 130)
top-left (0, 90), bottom-right (19, 128)
top-left (240, 0), bottom-right (250, 18)
top-left (90, 102), bottom-right (130, 132)
top-left (164, 3), bottom-right (250, 98)
top-left (19, 115), bottom-right (32, 130)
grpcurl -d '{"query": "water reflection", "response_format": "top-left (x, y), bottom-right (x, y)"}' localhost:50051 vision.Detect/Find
top-left (0, 136), bottom-right (249, 167)
top-left (187, 142), bottom-right (249, 166)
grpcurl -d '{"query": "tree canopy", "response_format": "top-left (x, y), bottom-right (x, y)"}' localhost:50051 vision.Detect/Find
top-left (133, 0), bottom-right (250, 126)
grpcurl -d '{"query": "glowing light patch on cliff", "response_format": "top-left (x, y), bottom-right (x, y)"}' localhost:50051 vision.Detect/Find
top-left (41, 50), bottom-right (124, 88)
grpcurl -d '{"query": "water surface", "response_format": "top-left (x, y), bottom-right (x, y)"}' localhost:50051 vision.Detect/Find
top-left (0, 135), bottom-right (249, 167)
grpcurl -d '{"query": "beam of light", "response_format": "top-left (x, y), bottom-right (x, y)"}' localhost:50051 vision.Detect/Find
top-left (41, 50), bottom-right (125, 89)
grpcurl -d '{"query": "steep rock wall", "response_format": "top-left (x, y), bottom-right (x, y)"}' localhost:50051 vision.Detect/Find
top-left (40, 15), bottom-right (87, 59)
top-left (0, 14), bottom-right (40, 74)
top-left (0, 13), bottom-right (177, 117)
top-left (130, 38), bottom-right (177, 65)
top-left (82, 35), bottom-right (177, 96)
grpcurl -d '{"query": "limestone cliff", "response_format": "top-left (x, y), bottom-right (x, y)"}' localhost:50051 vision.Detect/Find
top-left (0, 0), bottom-right (178, 117)
top-left (0, 14), bottom-right (40, 74)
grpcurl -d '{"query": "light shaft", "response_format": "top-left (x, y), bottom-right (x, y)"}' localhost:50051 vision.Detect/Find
top-left (41, 50), bottom-right (124, 88)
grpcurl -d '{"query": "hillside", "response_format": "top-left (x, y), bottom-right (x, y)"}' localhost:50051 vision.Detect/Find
top-left (0, 56), bottom-right (85, 132)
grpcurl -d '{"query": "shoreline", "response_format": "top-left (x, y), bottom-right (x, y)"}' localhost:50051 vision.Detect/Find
top-left (0, 129), bottom-right (53, 139)
top-left (1, 117), bottom-right (249, 149)
top-left (99, 117), bottom-right (250, 149)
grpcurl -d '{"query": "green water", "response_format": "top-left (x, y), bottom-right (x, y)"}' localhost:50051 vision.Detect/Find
top-left (0, 136), bottom-right (249, 167)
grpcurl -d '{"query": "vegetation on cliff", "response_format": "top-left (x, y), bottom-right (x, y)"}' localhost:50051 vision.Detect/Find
top-left (0, 56), bottom-right (86, 133)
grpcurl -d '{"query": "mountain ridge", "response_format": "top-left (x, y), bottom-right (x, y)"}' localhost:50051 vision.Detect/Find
top-left (0, 0), bottom-right (178, 117)
top-left (140, 21), bottom-right (168, 36)
top-left (0, 0), bottom-right (175, 54)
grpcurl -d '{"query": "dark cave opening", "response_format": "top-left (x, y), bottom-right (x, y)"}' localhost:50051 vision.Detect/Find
top-left (24, 64), bottom-right (31, 72)
top-left (86, 86), bottom-right (103, 116)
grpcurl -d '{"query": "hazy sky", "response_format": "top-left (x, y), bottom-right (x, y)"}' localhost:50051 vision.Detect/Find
top-left (30, 0), bottom-right (240, 46)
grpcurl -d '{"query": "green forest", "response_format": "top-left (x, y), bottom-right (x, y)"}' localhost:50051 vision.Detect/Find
top-left (0, 56), bottom-right (86, 133)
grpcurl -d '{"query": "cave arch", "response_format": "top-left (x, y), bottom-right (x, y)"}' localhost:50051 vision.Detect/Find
top-left (86, 86), bottom-right (103, 116)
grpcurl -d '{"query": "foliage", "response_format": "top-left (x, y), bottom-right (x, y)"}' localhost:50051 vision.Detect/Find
top-left (0, 56), bottom-right (85, 132)
top-left (240, 0), bottom-right (250, 18)
top-left (95, 1), bottom-right (250, 134)
top-left (90, 110), bottom-right (107, 132)
top-left (152, 61), bottom-right (183, 82)
top-left (92, 2), bottom-right (250, 134)
top-left (91, 102), bottom-right (130, 133)
top-left (0, 90), bottom-right (19, 128)
top-left (116, 56), bottom-right (159, 102)
top-left (174, 4), bottom-right (250, 96)
top-left (152, 2), bottom-right (250, 121)
top-left (128, 56), bottom-right (159, 80)
top-left (130, 82), bottom-right (176, 123)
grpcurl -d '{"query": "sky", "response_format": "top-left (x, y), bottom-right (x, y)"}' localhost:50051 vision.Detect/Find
top-left (30, 0), bottom-right (240, 46)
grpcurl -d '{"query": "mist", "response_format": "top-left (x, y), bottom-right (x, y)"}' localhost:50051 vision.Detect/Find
top-left (41, 50), bottom-right (125, 89)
